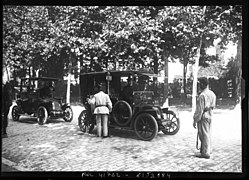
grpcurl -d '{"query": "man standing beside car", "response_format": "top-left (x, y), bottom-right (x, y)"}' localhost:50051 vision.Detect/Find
top-left (88, 82), bottom-right (112, 138)
top-left (193, 77), bottom-right (216, 159)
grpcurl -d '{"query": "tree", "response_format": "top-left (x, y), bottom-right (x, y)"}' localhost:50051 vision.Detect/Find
top-left (165, 6), bottom-right (242, 110)
top-left (46, 6), bottom-right (108, 102)
top-left (190, 6), bottom-right (207, 113)
top-left (175, 11), bottom-right (218, 98)
top-left (3, 6), bottom-right (242, 106)
top-left (205, 5), bottom-right (242, 103)
top-left (3, 6), bottom-right (57, 78)
top-left (3, 6), bottom-right (32, 78)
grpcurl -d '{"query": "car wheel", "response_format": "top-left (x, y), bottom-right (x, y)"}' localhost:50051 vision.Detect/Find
top-left (162, 110), bottom-right (180, 135)
top-left (113, 100), bottom-right (132, 127)
top-left (134, 113), bottom-right (158, 141)
top-left (12, 105), bottom-right (20, 121)
top-left (37, 106), bottom-right (48, 125)
top-left (63, 106), bottom-right (73, 122)
top-left (78, 110), bottom-right (90, 132)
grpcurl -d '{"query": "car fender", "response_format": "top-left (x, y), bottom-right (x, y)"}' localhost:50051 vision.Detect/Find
top-left (161, 107), bottom-right (169, 113)
top-left (61, 103), bottom-right (71, 110)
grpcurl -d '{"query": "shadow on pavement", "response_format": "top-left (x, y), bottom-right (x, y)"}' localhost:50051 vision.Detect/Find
top-left (76, 127), bottom-right (140, 140)
top-left (15, 117), bottom-right (37, 124)
top-left (109, 128), bottom-right (140, 140)
top-left (14, 117), bottom-right (67, 125)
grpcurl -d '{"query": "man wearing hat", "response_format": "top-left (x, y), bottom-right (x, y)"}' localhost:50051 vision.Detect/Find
top-left (193, 77), bottom-right (216, 159)
top-left (88, 82), bottom-right (112, 138)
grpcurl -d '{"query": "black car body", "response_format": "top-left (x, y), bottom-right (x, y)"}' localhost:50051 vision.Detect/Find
top-left (12, 77), bottom-right (73, 125)
top-left (78, 70), bottom-right (180, 141)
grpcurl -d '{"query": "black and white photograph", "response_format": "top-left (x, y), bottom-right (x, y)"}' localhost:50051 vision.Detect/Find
top-left (1, 4), bottom-right (246, 178)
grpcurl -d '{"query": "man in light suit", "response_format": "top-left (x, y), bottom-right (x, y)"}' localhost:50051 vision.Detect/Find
top-left (193, 77), bottom-right (216, 159)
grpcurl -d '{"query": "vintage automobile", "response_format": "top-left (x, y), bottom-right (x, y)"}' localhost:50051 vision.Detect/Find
top-left (78, 70), bottom-right (180, 141)
top-left (11, 77), bottom-right (73, 125)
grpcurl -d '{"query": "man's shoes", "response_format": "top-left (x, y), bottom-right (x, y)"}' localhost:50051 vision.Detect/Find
top-left (102, 135), bottom-right (111, 138)
top-left (2, 134), bottom-right (8, 138)
top-left (201, 150), bottom-right (212, 155)
top-left (195, 153), bottom-right (210, 159)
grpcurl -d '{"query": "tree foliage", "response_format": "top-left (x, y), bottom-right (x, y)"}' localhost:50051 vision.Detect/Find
top-left (3, 5), bottom-right (242, 82)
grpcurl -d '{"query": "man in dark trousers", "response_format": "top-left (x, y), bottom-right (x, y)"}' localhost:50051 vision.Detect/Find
top-left (2, 81), bottom-right (13, 138)
top-left (193, 77), bottom-right (216, 159)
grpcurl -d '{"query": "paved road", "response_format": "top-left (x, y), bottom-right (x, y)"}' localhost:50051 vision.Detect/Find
top-left (1, 104), bottom-right (242, 175)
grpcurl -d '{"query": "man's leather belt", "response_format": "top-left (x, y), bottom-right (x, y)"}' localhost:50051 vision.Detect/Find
top-left (204, 107), bottom-right (214, 112)
top-left (95, 105), bottom-right (107, 108)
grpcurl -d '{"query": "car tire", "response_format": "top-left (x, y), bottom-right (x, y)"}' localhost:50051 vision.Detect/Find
top-left (37, 106), bottom-right (48, 125)
top-left (12, 105), bottom-right (20, 121)
top-left (162, 110), bottom-right (180, 135)
top-left (113, 100), bottom-right (132, 127)
top-left (134, 113), bottom-right (158, 141)
top-left (78, 110), bottom-right (90, 132)
top-left (63, 106), bottom-right (73, 122)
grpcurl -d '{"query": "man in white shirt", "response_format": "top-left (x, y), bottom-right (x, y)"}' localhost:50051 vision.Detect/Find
top-left (88, 82), bottom-right (112, 138)
top-left (193, 77), bottom-right (216, 159)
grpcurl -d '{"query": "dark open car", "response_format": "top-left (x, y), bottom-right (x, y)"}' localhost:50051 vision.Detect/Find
top-left (78, 70), bottom-right (180, 141)
top-left (12, 77), bottom-right (73, 125)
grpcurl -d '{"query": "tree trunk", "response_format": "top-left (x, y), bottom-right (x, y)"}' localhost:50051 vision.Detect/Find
top-left (235, 37), bottom-right (242, 104)
top-left (66, 52), bottom-right (72, 104)
top-left (191, 52), bottom-right (200, 113)
top-left (183, 63), bottom-right (186, 94)
top-left (36, 69), bottom-right (40, 77)
top-left (66, 72), bottom-right (71, 104)
top-left (28, 66), bottom-right (31, 78)
top-left (192, 6), bottom-right (206, 114)
top-left (153, 53), bottom-right (159, 74)
top-left (80, 55), bottom-right (84, 73)
top-left (182, 57), bottom-right (187, 103)
top-left (163, 46), bottom-right (169, 107)
top-left (32, 67), bottom-right (36, 78)
top-left (6, 66), bottom-right (10, 82)
top-left (90, 56), bottom-right (93, 72)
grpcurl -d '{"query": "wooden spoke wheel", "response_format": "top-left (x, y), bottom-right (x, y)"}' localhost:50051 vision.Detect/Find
top-left (78, 110), bottom-right (91, 132)
top-left (162, 110), bottom-right (180, 135)
top-left (12, 105), bottom-right (20, 121)
top-left (134, 113), bottom-right (158, 141)
top-left (37, 106), bottom-right (48, 125)
top-left (63, 106), bottom-right (73, 122)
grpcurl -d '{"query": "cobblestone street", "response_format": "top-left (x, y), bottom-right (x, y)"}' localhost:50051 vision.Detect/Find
top-left (1, 103), bottom-right (243, 176)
